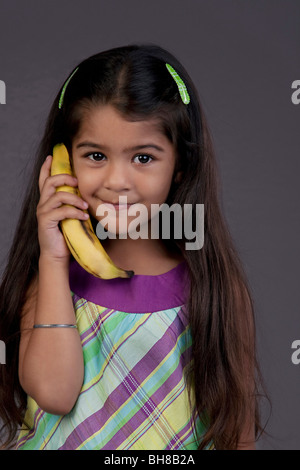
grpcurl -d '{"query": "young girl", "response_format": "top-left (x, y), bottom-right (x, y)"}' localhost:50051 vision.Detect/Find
top-left (0, 43), bottom-right (263, 450)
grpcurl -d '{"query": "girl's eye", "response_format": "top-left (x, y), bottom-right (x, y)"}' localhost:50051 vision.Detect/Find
top-left (84, 153), bottom-right (153, 164)
top-left (133, 154), bottom-right (153, 164)
top-left (86, 152), bottom-right (105, 162)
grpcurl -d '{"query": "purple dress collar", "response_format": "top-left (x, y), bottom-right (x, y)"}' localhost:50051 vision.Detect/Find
top-left (69, 259), bottom-right (190, 314)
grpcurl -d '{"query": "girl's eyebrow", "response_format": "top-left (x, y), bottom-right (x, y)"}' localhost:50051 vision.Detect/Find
top-left (75, 141), bottom-right (165, 153)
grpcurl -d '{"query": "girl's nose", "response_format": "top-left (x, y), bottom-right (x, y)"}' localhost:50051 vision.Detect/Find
top-left (103, 161), bottom-right (131, 192)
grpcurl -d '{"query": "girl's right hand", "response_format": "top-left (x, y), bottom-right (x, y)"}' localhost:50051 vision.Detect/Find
top-left (36, 155), bottom-right (89, 263)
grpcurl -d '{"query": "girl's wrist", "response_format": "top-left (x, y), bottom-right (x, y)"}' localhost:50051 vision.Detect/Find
top-left (38, 253), bottom-right (70, 271)
top-left (36, 253), bottom-right (74, 325)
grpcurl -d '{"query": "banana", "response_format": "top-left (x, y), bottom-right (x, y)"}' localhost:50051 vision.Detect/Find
top-left (51, 143), bottom-right (134, 279)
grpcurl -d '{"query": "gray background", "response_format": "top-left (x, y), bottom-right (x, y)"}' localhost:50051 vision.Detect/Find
top-left (0, 0), bottom-right (299, 450)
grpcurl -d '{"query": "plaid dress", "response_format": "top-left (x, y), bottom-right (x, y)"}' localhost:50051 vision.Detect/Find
top-left (16, 259), bottom-right (209, 450)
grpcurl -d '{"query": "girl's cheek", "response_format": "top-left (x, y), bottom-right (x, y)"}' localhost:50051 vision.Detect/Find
top-left (77, 174), bottom-right (93, 191)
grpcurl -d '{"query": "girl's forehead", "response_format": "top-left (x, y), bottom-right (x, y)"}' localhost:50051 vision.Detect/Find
top-left (75, 104), bottom-right (168, 142)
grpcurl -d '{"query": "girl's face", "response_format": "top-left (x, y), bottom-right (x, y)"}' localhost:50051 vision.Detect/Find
top-left (72, 104), bottom-right (178, 236)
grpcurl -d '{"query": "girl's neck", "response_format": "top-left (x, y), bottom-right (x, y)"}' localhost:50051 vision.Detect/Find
top-left (101, 237), bottom-right (184, 276)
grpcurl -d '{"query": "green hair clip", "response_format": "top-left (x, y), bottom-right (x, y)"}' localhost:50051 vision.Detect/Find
top-left (165, 63), bottom-right (190, 105)
top-left (58, 67), bottom-right (79, 109)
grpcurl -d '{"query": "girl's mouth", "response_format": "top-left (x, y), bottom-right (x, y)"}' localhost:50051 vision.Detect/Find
top-left (101, 200), bottom-right (134, 211)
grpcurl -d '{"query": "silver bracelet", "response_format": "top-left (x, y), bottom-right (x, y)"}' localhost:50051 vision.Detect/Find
top-left (33, 324), bottom-right (77, 329)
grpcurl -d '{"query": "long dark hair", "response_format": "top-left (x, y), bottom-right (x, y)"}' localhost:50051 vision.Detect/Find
top-left (0, 43), bottom-right (265, 449)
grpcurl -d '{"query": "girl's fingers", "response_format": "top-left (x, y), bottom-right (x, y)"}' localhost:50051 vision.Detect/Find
top-left (39, 174), bottom-right (79, 206)
top-left (38, 191), bottom-right (88, 214)
top-left (37, 156), bottom-right (89, 226)
top-left (38, 155), bottom-right (78, 194)
top-left (39, 205), bottom-right (89, 229)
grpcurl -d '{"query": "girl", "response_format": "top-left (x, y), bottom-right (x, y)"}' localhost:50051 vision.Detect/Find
top-left (0, 43), bottom-right (263, 450)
